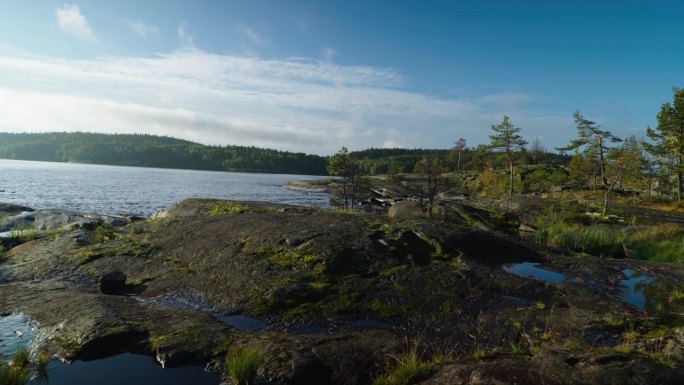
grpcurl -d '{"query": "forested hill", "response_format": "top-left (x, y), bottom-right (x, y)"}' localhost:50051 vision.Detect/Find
top-left (0, 132), bottom-right (328, 175)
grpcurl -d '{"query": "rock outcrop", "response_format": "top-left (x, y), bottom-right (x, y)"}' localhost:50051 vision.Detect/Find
top-left (1, 198), bottom-right (683, 384)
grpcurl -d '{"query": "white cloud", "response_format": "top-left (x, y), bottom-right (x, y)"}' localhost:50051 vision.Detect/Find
top-left (322, 47), bottom-right (335, 62)
top-left (178, 23), bottom-right (195, 48)
top-left (0, 49), bottom-right (570, 155)
top-left (56, 4), bottom-right (97, 42)
top-left (236, 23), bottom-right (266, 45)
top-left (126, 20), bottom-right (159, 38)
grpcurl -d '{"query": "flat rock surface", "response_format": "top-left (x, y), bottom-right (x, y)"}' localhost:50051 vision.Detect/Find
top-left (1, 198), bottom-right (683, 384)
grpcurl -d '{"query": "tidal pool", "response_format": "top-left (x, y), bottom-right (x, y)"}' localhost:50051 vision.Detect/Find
top-left (503, 262), bottom-right (566, 283)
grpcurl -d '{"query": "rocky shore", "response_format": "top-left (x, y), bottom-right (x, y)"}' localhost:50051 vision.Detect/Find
top-left (1, 199), bottom-right (684, 384)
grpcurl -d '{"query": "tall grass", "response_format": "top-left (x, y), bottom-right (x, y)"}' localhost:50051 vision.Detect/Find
top-left (224, 346), bottom-right (265, 385)
top-left (536, 223), bottom-right (627, 257)
top-left (536, 222), bottom-right (684, 261)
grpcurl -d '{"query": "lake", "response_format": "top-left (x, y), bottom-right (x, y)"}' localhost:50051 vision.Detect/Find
top-left (0, 159), bottom-right (328, 216)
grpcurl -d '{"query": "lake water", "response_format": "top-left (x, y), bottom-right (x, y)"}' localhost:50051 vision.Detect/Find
top-left (0, 159), bottom-right (328, 216)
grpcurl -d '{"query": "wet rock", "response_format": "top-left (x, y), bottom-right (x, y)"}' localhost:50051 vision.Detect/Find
top-left (0, 203), bottom-right (33, 217)
top-left (100, 270), bottom-right (127, 295)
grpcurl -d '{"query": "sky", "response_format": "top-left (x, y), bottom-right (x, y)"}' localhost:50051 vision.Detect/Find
top-left (0, 0), bottom-right (682, 155)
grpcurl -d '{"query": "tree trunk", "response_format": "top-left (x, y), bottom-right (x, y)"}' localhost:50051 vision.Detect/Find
top-left (603, 184), bottom-right (614, 216)
top-left (507, 153), bottom-right (514, 197)
top-left (598, 138), bottom-right (608, 186)
top-left (679, 153), bottom-right (683, 201)
top-left (457, 152), bottom-right (461, 171)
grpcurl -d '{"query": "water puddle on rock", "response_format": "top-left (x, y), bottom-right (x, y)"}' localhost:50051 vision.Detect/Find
top-left (347, 319), bottom-right (393, 330)
top-left (501, 295), bottom-right (531, 304)
top-left (137, 293), bottom-right (270, 332)
top-left (216, 315), bottom-right (268, 331)
top-left (290, 325), bottom-right (330, 335)
top-left (619, 269), bottom-right (655, 311)
top-left (0, 313), bottom-right (35, 358)
top-left (503, 262), bottom-right (566, 283)
top-left (41, 353), bottom-right (218, 385)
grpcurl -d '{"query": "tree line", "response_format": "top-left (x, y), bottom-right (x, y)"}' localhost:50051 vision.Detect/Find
top-left (327, 86), bottom-right (684, 214)
top-left (0, 132), bottom-right (328, 175)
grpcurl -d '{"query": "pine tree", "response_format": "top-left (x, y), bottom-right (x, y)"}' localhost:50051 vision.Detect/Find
top-left (646, 87), bottom-right (684, 201)
top-left (488, 116), bottom-right (527, 196)
top-left (556, 112), bottom-right (621, 187)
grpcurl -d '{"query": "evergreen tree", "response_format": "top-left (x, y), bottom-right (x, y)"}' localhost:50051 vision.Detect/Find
top-left (557, 112), bottom-right (621, 187)
top-left (327, 147), bottom-right (367, 210)
top-left (451, 138), bottom-right (467, 171)
top-left (488, 116), bottom-right (527, 196)
top-left (414, 156), bottom-right (443, 218)
top-left (646, 87), bottom-right (684, 201)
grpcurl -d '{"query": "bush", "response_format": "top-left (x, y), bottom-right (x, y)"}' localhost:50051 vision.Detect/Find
top-left (92, 223), bottom-right (117, 243)
top-left (224, 346), bottom-right (265, 385)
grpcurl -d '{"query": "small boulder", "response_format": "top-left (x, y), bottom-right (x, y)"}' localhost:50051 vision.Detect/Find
top-left (100, 270), bottom-right (127, 295)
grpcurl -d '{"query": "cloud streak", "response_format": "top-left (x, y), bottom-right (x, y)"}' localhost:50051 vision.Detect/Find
top-left (56, 4), bottom-right (97, 42)
top-left (177, 23), bottom-right (195, 48)
top-left (0, 48), bottom-right (570, 155)
top-left (126, 20), bottom-right (159, 38)
top-left (237, 23), bottom-right (266, 45)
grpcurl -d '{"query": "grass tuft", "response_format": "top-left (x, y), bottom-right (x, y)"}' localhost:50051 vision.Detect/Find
top-left (8, 224), bottom-right (39, 244)
top-left (0, 348), bottom-right (33, 385)
top-left (372, 344), bottom-right (442, 385)
top-left (224, 346), bottom-right (266, 385)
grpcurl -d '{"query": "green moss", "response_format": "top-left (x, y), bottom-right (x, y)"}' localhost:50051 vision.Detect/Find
top-left (440, 303), bottom-right (453, 315)
top-left (148, 335), bottom-right (168, 350)
top-left (68, 237), bottom-right (157, 264)
top-left (371, 298), bottom-right (407, 318)
top-left (208, 202), bottom-right (248, 215)
top-left (50, 337), bottom-right (82, 357)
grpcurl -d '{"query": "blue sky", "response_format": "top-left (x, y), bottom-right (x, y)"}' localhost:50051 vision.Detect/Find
top-left (0, 0), bottom-right (682, 155)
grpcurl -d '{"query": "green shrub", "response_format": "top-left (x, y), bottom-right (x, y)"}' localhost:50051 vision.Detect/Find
top-left (224, 346), bottom-right (265, 385)
top-left (92, 223), bottom-right (117, 243)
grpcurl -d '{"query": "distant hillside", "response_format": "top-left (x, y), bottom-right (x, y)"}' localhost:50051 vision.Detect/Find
top-left (0, 132), bottom-right (328, 175)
